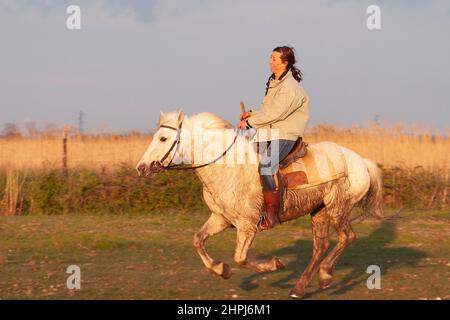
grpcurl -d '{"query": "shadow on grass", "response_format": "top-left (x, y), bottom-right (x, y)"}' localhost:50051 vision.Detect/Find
top-left (240, 221), bottom-right (426, 298)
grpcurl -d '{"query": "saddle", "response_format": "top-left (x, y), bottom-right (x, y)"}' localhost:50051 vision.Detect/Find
top-left (275, 137), bottom-right (308, 202)
top-left (253, 137), bottom-right (308, 192)
top-left (279, 137), bottom-right (308, 169)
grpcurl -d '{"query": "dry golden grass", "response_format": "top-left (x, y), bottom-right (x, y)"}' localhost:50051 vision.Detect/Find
top-left (0, 134), bottom-right (152, 172)
top-left (0, 124), bottom-right (448, 172)
top-left (306, 123), bottom-right (449, 171)
top-left (0, 169), bottom-right (27, 215)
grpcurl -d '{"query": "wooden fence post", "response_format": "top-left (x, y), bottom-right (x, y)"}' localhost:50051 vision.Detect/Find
top-left (62, 125), bottom-right (68, 178)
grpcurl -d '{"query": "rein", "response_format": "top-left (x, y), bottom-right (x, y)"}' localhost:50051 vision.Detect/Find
top-left (158, 121), bottom-right (238, 170)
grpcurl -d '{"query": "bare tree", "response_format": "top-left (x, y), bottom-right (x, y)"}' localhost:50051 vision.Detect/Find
top-left (2, 123), bottom-right (21, 138)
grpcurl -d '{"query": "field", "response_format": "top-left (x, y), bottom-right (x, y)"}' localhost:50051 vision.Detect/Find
top-left (0, 123), bottom-right (448, 299)
top-left (0, 123), bottom-right (448, 171)
top-left (0, 210), bottom-right (449, 300)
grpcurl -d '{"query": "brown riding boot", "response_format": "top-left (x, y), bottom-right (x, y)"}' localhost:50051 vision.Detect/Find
top-left (259, 190), bottom-right (281, 230)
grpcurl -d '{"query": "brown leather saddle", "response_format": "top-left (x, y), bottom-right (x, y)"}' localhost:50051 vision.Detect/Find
top-left (275, 137), bottom-right (308, 190)
top-left (253, 136), bottom-right (308, 193)
top-left (279, 137), bottom-right (308, 170)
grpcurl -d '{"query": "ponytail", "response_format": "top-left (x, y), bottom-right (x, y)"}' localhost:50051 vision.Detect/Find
top-left (290, 65), bottom-right (302, 83)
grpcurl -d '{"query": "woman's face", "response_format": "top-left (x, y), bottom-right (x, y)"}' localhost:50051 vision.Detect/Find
top-left (269, 51), bottom-right (287, 75)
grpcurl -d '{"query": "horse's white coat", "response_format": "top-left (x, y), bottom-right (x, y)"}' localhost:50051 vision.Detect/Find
top-left (136, 110), bottom-right (384, 297)
top-left (137, 111), bottom-right (375, 224)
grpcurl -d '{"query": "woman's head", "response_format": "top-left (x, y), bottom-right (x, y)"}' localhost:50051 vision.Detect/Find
top-left (269, 46), bottom-right (303, 83)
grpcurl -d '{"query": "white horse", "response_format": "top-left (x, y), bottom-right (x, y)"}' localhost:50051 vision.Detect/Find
top-left (136, 110), bottom-right (383, 299)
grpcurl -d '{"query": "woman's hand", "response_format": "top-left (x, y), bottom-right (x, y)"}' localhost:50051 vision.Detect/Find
top-left (240, 111), bottom-right (252, 120)
top-left (237, 120), bottom-right (248, 129)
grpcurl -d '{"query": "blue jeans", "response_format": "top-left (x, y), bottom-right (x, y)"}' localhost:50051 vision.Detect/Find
top-left (256, 139), bottom-right (297, 191)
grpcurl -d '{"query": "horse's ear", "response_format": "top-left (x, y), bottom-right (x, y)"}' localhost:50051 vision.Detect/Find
top-left (177, 109), bottom-right (184, 124)
top-left (155, 110), bottom-right (162, 127)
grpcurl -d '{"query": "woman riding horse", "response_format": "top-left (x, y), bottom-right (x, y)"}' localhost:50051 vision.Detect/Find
top-left (237, 46), bottom-right (310, 230)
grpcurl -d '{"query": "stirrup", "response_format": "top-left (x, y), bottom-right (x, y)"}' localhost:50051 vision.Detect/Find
top-left (257, 215), bottom-right (265, 229)
top-left (257, 214), bottom-right (277, 231)
top-left (257, 214), bottom-right (272, 231)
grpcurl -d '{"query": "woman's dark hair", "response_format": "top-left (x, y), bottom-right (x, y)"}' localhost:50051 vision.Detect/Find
top-left (265, 46), bottom-right (303, 95)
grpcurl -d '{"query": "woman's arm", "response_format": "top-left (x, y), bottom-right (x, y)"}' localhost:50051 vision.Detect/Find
top-left (246, 86), bottom-right (297, 128)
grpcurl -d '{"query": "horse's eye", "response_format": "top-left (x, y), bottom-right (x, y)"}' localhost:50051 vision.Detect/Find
top-left (159, 136), bottom-right (167, 142)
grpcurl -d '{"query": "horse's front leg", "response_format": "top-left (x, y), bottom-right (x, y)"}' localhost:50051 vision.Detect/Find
top-left (234, 227), bottom-right (285, 273)
top-left (193, 213), bottom-right (232, 279)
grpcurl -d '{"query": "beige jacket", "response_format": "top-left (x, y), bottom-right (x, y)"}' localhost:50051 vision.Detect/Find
top-left (247, 69), bottom-right (309, 142)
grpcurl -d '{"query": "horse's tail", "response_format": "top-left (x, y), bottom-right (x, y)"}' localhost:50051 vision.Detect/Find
top-left (362, 158), bottom-right (384, 220)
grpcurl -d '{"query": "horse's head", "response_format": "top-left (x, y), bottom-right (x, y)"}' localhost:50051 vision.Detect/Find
top-left (136, 110), bottom-right (185, 177)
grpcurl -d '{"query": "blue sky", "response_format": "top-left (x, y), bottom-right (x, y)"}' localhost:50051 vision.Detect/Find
top-left (0, 0), bottom-right (449, 133)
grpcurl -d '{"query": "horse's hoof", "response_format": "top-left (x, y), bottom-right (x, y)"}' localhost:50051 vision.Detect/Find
top-left (220, 263), bottom-right (232, 279)
top-left (289, 288), bottom-right (305, 299)
top-left (272, 257), bottom-right (285, 270)
top-left (209, 262), bottom-right (232, 279)
top-left (319, 278), bottom-right (333, 289)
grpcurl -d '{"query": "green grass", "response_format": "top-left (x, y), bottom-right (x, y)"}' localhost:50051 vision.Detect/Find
top-left (1, 165), bottom-right (448, 216)
top-left (0, 210), bottom-right (449, 300)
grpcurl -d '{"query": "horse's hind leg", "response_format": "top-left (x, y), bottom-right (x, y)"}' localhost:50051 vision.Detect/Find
top-left (234, 227), bottom-right (285, 273)
top-left (289, 208), bottom-right (330, 299)
top-left (318, 209), bottom-right (356, 289)
top-left (193, 213), bottom-right (232, 279)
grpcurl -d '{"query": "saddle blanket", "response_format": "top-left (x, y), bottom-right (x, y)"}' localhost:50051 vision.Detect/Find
top-left (278, 142), bottom-right (348, 190)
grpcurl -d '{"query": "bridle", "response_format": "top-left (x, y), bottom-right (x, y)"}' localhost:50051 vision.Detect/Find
top-left (157, 121), bottom-right (238, 170)
top-left (157, 122), bottom-right (183, 169)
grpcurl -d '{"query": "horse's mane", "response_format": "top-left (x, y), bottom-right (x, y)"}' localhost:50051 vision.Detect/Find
top-left (157, 111), bottom-right (234, 133)
top-left (190, 112), bottom-right (234, 130)
top-left (158, 111), bottom-right (233, 130)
